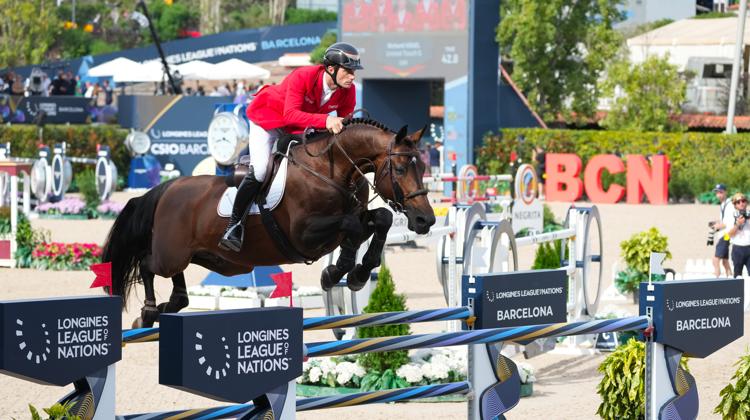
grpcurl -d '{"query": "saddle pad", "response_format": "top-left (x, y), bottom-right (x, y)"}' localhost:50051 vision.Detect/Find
top-left (217, 157), bottom-right (289, 217)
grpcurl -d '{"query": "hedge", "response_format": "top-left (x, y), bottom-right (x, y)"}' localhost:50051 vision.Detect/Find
top-left (0, 124), bottom-right (130, 178)
top-left (477, 128), bottom-right (750, 201)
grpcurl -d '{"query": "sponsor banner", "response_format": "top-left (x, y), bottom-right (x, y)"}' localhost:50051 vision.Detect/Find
top-left (5, 23), bottom-right (335, 81)
top-left (0, 296), bottom-right (121, 386)
top-left (0, 95), bottom-right (91, 124)
top-left (640, 279), bottom-right (744, 358)
top-left (160, 307), bottom-right (303, 403)
top-left (463, 270), bottom-right (567, 329)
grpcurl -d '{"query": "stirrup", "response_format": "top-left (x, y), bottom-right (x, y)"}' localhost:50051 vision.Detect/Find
top-left (218, 222), bottom-right (244, 252)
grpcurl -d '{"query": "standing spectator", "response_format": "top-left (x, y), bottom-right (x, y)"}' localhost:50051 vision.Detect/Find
top-left (440, 0), bottom-right (467, 31)
top-left (728, 192), bottom-right (750, 277)
top-left (10, 73), bottom-right (24, 96)
top-left (101, 79), bottom-right (114, 105)
top-left (711, 184), bottom-right (733, 277)
top-left (429, 140), bottom-right (441, 175)
top-left (371, 0), bottom-right (392, 33)
top-left (83, 81), bottom-right (95, 98)
top-left (532, 145), bottom-right (546, 199)
top-left (412, 0), bottom-right (440, 32)
top-left (50, 71), bottom-right (67, 95)
top-left (343, 0), bottom-right (371, 32)
top-left (390, 0), bottom-right (413, 32)
top-left (68, 72), bottom-right (80, 96)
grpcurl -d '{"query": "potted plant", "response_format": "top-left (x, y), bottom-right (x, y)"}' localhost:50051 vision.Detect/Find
top-left (715, 348), bottom-right (750, 419)
top-left (615, 227), bottom-right (671, 302)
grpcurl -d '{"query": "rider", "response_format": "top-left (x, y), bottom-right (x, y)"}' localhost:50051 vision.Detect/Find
top-left (219, 42), bottom-right (363, 252)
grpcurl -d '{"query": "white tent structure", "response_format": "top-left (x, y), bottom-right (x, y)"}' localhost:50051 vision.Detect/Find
top-left (212, 58), bottom-right (271, 80)
top-left (174, 60), bottom-right (217, 80)
top-left (88, 57), bottom-right (143, 78)
top-left (113, 61), bottom-right (166, 83)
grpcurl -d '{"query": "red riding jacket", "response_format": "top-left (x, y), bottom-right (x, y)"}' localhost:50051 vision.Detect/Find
top-left (246, 65), bottom-right (356, 134)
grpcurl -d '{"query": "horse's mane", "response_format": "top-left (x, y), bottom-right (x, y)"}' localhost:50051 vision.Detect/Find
top-left (343, 118), bottom-right (394, 133)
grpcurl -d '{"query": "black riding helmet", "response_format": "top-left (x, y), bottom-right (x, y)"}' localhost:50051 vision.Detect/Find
top-left (323, 42), bottom-right (363, 88)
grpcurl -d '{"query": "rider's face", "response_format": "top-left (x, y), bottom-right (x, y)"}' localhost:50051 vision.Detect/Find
top-left (335, 67), bottom-right (356, 88)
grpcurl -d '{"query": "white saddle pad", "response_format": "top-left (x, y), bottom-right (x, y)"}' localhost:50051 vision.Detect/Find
top-left (217, 157), bottom-right (289, 217)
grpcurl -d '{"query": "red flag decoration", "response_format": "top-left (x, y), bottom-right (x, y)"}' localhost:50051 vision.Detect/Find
top-left (90, 262), bottom-right (113, 295)
top-left (270, 271), bottom-right (293, 307)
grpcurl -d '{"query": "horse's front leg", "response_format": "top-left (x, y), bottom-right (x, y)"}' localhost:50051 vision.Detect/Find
top-left (320, 214), bottom-right (365, 291)
top-left (346, 208), bottom-right (393, 291)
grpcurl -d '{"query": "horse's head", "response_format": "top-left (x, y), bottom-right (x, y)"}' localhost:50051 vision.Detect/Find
top-left (375, 125), bottom-right (436, 234)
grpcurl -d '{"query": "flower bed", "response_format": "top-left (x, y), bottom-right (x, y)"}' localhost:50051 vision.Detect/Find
top-left (30, 242), bottom-right (102, 270)
top-left (96, 200), bottom-right (125, 219)
top-left (36, 198), bottom-right (91, 219)
top-left (297, 348), bottom-right (536, 399)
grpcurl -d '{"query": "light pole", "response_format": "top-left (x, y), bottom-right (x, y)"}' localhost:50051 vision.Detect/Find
top-left (726, 0), bottom-right (748, 134)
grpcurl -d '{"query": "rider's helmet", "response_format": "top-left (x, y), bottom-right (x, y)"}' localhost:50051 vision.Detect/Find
top-left (323, 42), bottom-right (364, 71)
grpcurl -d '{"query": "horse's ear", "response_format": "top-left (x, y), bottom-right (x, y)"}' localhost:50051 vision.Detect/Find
top-left (411, 124), bottom-right (428, 144)
top-left (396, 125), bottom-right (408, 144)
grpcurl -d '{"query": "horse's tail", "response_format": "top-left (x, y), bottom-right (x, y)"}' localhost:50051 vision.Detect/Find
top-left (102, 179), bottom-right (176, 308)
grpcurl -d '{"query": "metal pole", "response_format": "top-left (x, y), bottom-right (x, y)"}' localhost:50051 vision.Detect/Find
top-left (726, 1), bottom-right (747, 134)
top-left (136, 0), bottom-right (182, 95)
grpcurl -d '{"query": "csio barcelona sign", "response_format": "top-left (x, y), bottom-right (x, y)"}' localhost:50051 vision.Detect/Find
top-left (0, 296), bottom-right (121, 386)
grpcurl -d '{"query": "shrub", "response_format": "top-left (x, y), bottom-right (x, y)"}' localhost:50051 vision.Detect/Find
top-left (357, 265), bottom-right (410, 389)
top-left (76, 169), bottom-right (101, 213)
top-left (285, 8), bottom-right (337, 24)
top-left (715, 348), bottom-right (750, 419)
top-left (310, 31), bottom-right (337, 65)
top-left (620, 227), bottom-right (671, 275)
top-left (596, 338), bottom-right (689, 419)
top-left (477, 128), bottom-right (750, 201)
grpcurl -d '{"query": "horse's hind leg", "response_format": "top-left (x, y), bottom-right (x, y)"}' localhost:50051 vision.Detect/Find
top-left (134, 259), bottom-right (160, 328)
top-left (347, 208), bottom-right (393, 290)
top-left (156, 272), bottom-right (189, 314)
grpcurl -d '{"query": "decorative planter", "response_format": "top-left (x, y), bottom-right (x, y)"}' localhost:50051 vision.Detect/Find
top-left (295, 384), bottom-right (468, 402)
top-left (218, 296), bottom-right (262, 310)
top-left (263, 294), bottom-right (324, 309)
top-left (187, 295), bottom-right (219, 310)
top-left (37, 213), bottom-right (90, 220)
top-left (520, 382), bottom-right (533, 397)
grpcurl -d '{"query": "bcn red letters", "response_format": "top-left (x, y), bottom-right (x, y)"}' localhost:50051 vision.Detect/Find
top-left (545, 153), bottom-right (668, 204)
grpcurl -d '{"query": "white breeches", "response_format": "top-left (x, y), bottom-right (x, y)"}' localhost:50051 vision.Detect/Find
top-left (247, 119), bottom-right (282, 182)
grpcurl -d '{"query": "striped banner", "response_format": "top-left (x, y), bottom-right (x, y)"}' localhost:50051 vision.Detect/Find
top-left (306, 316), bottom-right (650, 357)
top-left (118, 382), bottom-right (471, 419)
top-left (122, 306), bottom-right (472, 345)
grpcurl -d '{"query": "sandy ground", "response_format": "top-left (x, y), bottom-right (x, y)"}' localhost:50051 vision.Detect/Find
top-left (1, 193), bottom-right (748, 419)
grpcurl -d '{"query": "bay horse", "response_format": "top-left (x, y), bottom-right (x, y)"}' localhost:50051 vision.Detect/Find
top-left (102, 119), bottom-right (436, 327)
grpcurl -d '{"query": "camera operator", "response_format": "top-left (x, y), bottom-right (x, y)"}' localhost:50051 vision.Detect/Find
top-left (710, 184), bottom-right (732, 277)
top-left (728, 193), bottom-right (750, 277)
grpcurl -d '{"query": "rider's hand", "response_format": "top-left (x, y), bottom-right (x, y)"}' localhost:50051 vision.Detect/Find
top-left (326, 116), bottom-right (344, 134)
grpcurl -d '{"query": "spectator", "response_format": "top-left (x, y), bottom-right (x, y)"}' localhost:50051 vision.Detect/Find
top-left (196, 85), bottom-right (206, 96)
top-left (412, 0), bottom-right (440, 32)
top-left (50, 71), bottom-right (67, 95)
top-left (390, 0), bottom-right (413, 32)
top-left (343, 0), bottom-right (371, 32)
top-left (429, 140), bottom-right (441, 175)
top-left (532, 145), bottom-right (546, 200)
top-left (371, 0), bottom-right (392, 33)
top-left (711, 184), bottom-right (733, 277)
top-left (728, 192), bottom-right (750, 278)
top-left (68, 72), bottom-right (80, 96)
top-left (101, 79), bottom-right (114, 105)
top-left (84, 81), bottom-right (95, 98)
top-left (441, 0), bottom-right (467, 31)
top-left (10, 73), bottom-right (24, 96)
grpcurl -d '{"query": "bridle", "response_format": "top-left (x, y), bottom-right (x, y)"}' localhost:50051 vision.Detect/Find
top-left (287, 124), bottom-right (428, 214)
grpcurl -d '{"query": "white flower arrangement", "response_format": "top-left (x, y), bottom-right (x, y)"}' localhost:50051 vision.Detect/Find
top-left (517, 362), bottom-right (536, 384)
top-left (299, 347), bottom-right (471, 388)
top-left (187, 285), bottom-right (223, 297)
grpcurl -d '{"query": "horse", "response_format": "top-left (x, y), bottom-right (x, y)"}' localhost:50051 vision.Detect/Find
top-left (102, 119), bottom-right (436, 327)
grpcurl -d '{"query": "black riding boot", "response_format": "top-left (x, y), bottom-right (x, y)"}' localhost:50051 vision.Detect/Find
top-left (218, 170), bottom-right (262, 252)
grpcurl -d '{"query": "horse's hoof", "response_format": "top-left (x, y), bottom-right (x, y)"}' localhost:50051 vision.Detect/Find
top-left (346, 265), bottom-right (370, 291)
top-left (157, 302), bottom-right (169, 313)
top-left (131, 317), bottom-right (144, 329)
top-left (320, 265), bottom-right (343, 291)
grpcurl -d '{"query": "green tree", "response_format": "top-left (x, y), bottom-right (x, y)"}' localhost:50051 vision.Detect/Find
top-left (145, 0), bottom-right (199, 42)
top-left (601, 55), bottom-right (686, 132)
top-left (0, 0), bottom-right (60, 68)
top-left (498, 0), bottom-right (624, 122)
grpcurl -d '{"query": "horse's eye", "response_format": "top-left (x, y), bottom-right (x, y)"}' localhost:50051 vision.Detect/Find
top-left (395, 166), bottom-right (406, 175)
